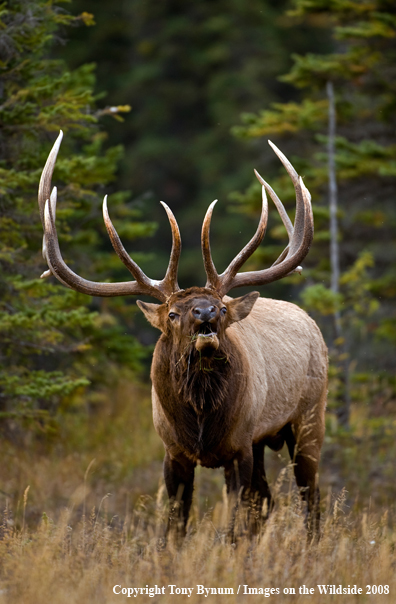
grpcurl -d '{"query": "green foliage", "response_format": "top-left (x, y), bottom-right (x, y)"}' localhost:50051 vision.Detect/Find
top-left (232, 0), bottom-right (396, 390)
top-left (376, 319), bottom-right (396, 344)
top-left (340, 252), bottom-right (379, 320)
top-left (233, 99), bottom-right (329, 138)
top-left (301, 283), bottom-right (342, 315)
top-left (301, 252), bottom-right (379, 402)
top-left (301, 252), bottom-right (379, 319)
top-left (0, 1), bottom-right (150, 435)
top-left (56, 0), bottom-right (331, 286)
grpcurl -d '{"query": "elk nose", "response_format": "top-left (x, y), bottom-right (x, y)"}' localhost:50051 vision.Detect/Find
top-left (192, 305), bottom-right (216, 322)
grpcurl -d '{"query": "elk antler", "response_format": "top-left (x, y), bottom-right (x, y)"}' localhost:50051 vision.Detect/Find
top-left (201, 141), bottom-right (313, 297)
top-left (38, 131), bottom-right (181, 302)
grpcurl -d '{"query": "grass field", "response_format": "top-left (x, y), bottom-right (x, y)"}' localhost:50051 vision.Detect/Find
top-left (1, 380), bottom-right (396, 603)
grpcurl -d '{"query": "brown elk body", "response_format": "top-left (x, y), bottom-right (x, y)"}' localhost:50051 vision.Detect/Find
top-left (38, 132), bottom-right (328, 537)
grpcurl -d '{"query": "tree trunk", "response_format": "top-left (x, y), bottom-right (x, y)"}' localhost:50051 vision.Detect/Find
top-left (326, 81), bottom-right (350, 427)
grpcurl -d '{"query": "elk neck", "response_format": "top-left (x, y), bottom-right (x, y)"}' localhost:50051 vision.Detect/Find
top-left (152, 330), bottom-right (245, 463)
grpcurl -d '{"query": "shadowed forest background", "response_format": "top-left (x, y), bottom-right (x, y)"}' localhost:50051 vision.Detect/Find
top-left (1, 1), bottom-right (396, 601)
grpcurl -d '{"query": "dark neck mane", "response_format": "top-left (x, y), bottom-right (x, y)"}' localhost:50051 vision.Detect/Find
top-left (171, 342), bottom-right (234, 415)
top-left (153, 334), bottom-right (243, 460)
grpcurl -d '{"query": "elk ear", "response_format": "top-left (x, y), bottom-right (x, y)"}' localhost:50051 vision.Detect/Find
top-left (226, 291), bottom-right (260, 324)
top-left (136, 300), bottom-right (165, 332)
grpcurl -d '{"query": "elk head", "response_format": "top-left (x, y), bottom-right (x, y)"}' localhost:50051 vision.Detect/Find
top-left (137, 287), bottom-right (260, 356)
top-left (38, 132), bottom-right (313, 330)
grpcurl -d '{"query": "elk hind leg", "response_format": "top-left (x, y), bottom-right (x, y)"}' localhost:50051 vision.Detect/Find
top-left (283, 422), bottom-right (322, 539)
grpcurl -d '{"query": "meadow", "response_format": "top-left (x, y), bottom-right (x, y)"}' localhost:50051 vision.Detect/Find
top-left (2, 2), bottom-right (396, 602)
top-left (1, 379), bottom-right (396, 603)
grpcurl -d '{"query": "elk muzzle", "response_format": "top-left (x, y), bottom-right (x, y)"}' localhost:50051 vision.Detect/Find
top-left (192, 304), bottom-right (220, 352)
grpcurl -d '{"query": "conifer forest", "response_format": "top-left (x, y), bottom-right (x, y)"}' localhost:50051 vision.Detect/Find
top-left (0, 1), bottom-right (396, 602)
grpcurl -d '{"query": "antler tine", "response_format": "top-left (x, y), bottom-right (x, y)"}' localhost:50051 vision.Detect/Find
top-left (202, 200), bottom-right (221, 291)
top-left (38, 131), bottom-right (63, 277)
top-left (206, 142), bottom-right (313, 297)
top-left (38, 131), bottom-right (181, 302)
top-left (223, 185), bottom-right (268, 279)
top-left (267, 140), bottom-right (307, 255)
top-left (38, 130), bottom-right (63, 229)
top-left (40, 187), bottom-right (69, 286)
top-left (102, 195), bottom-right (153, 286)
top-left (102, 198), bottom-right (181, 298)
top-left (268, 140), bottom-right (298, 184)
top-left (256, 141), bottom-right (310, 272)
top-left (226, 175), bottom-right (313, 291)
top-left (160, 201), bottom-right (182, 295)
top-left (202, 187), bottom-right (268, 292)
top-left (254, 166), bottom-right (305, 272)
top-left (254, 170), bottom-right (293, 239)
top-left (300, 176), bottom-right (314, 233)
top-left (254, 170), bottom-right (292, 268)
top-left (40, 187), bottom-right (69, 283)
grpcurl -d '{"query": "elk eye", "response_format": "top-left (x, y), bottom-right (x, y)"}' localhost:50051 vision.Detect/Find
top-left (220, 307), bottom-right (227, 315)
top-left (168, 312), bottom-right (178, 320)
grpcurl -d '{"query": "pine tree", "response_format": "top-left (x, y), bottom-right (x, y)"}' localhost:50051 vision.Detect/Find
top-left (232, 0), bottom-right (396, 424)
top-left (0, 1), bottom-right (150, 438)
top-left (55, 0), bottom-right (331, 286)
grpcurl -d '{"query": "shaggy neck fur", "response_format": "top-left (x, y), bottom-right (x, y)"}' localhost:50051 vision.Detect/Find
top-left (153, 330), bottom-right (243, 461)
top-left (172, 340), bottom-right (233, 415)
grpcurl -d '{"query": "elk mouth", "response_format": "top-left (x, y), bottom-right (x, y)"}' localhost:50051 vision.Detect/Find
top-left (198, 322), bottom-right (217, 336)
top-left (195, 322), bottom-right (219, 352)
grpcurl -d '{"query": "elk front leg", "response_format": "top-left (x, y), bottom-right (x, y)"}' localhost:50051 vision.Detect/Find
top-left (250, 440), bottom-right (272, 531)
top-left (163, 452), bottom-right (195, 538)
top-left (224, 450), bottom-right (253, 540)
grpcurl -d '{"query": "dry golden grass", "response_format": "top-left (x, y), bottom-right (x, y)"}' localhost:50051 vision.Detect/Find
top-left (0, 487), bottom-right (395, 603)
top-left (1, 380), bottom-right (396, 602)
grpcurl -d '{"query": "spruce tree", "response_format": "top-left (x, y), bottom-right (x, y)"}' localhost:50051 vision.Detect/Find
top-left (56, 0), bottom-right (331, 286)
top-left (232, 0), bottom-right (396, 424)
top-left (0, 1), bottom-right (150, 438)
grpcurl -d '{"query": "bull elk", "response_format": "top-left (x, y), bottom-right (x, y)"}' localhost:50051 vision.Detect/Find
top-left (38, 132), bottom-right (327, 538)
